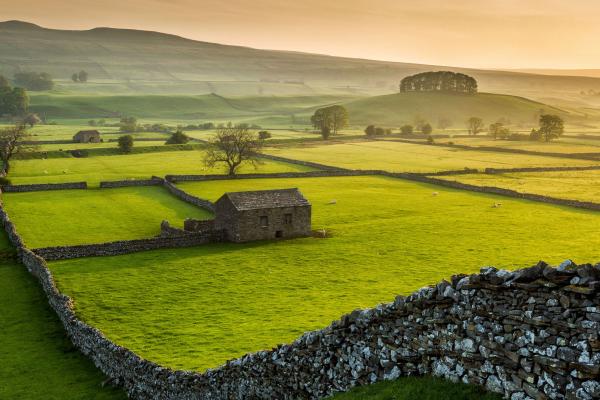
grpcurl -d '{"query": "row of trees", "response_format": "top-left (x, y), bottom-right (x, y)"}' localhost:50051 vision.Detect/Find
top-left (310, 105), bottom-right (348, 139)
top-left (400, 71), bottom-right (478, 94)
top-left (472, 114), bottom-right (564, 142)
top-left (14, 72), bottom-right (54, 91)
top-left (0, 76), bottom-right (29, 116)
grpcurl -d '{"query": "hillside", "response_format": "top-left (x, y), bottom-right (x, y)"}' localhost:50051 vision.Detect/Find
top-left (3, 21), bottom-right (600, 99)
top-left (343, 92), bottom-right (568, 127)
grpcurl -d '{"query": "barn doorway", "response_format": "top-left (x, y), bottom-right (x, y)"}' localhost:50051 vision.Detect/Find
top-left (275, 230), bottom-right (283, 238)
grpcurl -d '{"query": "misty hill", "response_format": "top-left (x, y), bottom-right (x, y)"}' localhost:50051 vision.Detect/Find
top-left (3, 21), bottom-right (600, 98)
top-left (344, 92), bottom-right (568, 127)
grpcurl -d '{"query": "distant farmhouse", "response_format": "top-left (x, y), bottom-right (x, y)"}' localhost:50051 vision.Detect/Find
top-left (214, 188), bottom-right (311, 242)
top-left (73, 130), bottom-right (101, 143)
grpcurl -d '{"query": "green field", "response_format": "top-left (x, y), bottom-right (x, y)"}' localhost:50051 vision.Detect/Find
top-left (47, 175), bottom-right (600, 372)
top-left (3, 186), bottom-right (212, 248)
top-left (265, 140), bottom-right (599, 172)
top-left (440, 170), bottom-right (600, 203)
top-left (9, 149), bottom-right (313, 186)
top-left (328, 377), bottom-right (501, 400)
top-left (434, 135), bottom-right (600, 154)
top-left (0, 240), bottom-right (125, 399)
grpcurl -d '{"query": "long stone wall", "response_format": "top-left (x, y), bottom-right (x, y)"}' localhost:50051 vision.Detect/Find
top-left (32, 230), bottom-right (223, 261)
top-left (1, 182), bottom-right (88, 192)
top-left (1, 199), bottom-right (599, 399)
top-left (165, 170), bottom-right (372, 182)
top-left (99, 177), bottom-right (164, 188)
top-left (484, 165), bottom-right (600, 174)
top-left (258, 152), bottom-right (350, 171)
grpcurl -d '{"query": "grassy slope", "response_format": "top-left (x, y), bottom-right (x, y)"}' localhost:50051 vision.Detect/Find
top-left (441, 170), bottom-right (600, 203)
top-left (265, 140), bottom-right (599, 172)
top-left (433, 136), bottom-right (600, 154)
top-left (328, 377), bottom-right (501, 400)
top-left (344, 92), bottom-right (568, 127)
top-left (3, 186), bottom-right (213, 248)
top-left (9, 150), bottom-right (313, 186)
top-left (0, 233), bottom-right (124, 399)
top-left (48, 176), bottom-right (600, 371)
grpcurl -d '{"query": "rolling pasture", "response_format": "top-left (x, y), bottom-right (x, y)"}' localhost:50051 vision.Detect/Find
top-left (265, 140), bottom-right (600, 172)
top-left (2, 186), bottom-right (212, 248)
top-left (440, 169), bottom-right (600, 203)
top-left (47, 175), bottom-right (600, 372)
top-left (9, 149), bottom-right (313, 186)
top-left (432, 135), bottom-right (600, 154)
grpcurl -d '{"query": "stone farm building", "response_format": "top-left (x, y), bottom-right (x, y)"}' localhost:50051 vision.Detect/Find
top-left (214, 188), bottom-right (311, 242)
top-left (73, 130), bottom-right (101, 143)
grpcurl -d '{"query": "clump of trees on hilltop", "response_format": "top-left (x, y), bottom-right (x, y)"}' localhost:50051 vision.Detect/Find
top-left (400, 71), bottom-right (477, 94)
top-left (71, 70), bottom-right (89, 83)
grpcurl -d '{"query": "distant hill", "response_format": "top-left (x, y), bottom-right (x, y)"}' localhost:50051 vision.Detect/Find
top-left (343, 92), bottom-right (568, 127)
top-left (3, 20), bottom-right (600, 98)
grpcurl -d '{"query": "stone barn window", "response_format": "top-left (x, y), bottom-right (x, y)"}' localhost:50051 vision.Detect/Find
top-left (260, 216), bottom-right (269, 227)
top-left (284, 213), bottom-right (293, 224)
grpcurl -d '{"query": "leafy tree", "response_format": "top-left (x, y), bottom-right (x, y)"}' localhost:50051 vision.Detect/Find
top-left (311, 105), bottom-right (349, 138)
top-left (364, 125), bottom-right (376, 137)
top-left (489, 122), bottom-right (510, 140)
top-left (71, 73), bottom-right (79, 82)
top-left (400, 125), bottom-right (414, 135)
top-left (258, 130), bottom-right (271, 140)
top-left (375, 127), bottom-right (385, 136)
top-left (88, 120), bottom-right (97, 126)
top-left (421, 123), bottom-right (433, 135)
top-left (119, 116), bottom-right (138, 132)
top-left (165, 130), bottom-right (190, 145)
top-left (537, 114), bottom-right (564, 142)
top-left (427, 136), bottom-right (435, 144)
top-left (0, 85), bottom-right (29, 117)
top-left (0, 124), bottom-right (31, 174)
top-left (118, 135), bottom-right (134, 153)
top-left (0, 75), bottom-right (9, 88)
top-left (78, 70), bottom-right (88, 83)
top-left (467, 117), bottom-right (484, 135)
top-left (204, 125), bottom-right (264, 175)
top-left (23, 113), bottom-right (41, 127)
top-left (13, 72), bottom-right (54, 91)
top-left (385, 128), bottom-right (393, 135)
top-left (400, 71), bottom-right (478, 94)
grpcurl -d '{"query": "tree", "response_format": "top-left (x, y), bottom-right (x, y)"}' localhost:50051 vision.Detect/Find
top-left (71, 73), bottom-right (79, 82)
top-left (467, 117), bottom-right (484, 135)
top-left (118, 135), bottom-right (134, 153)
top-left (400, 71), bottom-right (478, 94)
top-left (400, 125), bottom-right (414, 135)
top-left (119, 116), bottom-right (138, 132)
top-left (0, 75), bottom-right (9, 88)
top-left (258, 130), bottom-right (271, 140)
top-left (538, 114), bottom-right (564, 142)
top-left (0, 80), bottom-right (29, 117)
top-left (23, 113), bottom-right (41, 127)
top-left (489, 122), bottom-right (510, 140)
top-left (204, 125), bottom-right (264, 176)
top-left (364, 125), bottom-right (376, 137)
top-left (421, 123), bottom-right (433, 135)
top-left (165, 130), bottom-right (190, 145)
top-left (375, 127), bottom-right (385, 136)
top-left (310, 105), bottom-right (349, 138)
top-left (0, 124), bottom-right (31, 174)
top-left (78, 70), bottom-right (88, 83)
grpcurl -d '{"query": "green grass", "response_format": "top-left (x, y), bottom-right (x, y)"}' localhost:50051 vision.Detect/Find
top-left (434, 136), bottom-right (600, 154)
top-left (328, 377), bottom-right (501, 400)
top-left (9, 149), bottom-right (314, 186)
top-left (47, 175), bottom-right (600, 372)
top-left (441, 170), bottom-right (600, 203)
top-left (2, 186), bottom-right (213, 248)
top-left (344, 92), bottom-right (567, 127)
top-left (0, 253), bottom-right (125, 399)
top-left (265, 140), bottom-right (599, 172)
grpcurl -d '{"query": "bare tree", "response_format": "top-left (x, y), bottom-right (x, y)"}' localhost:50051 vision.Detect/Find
top-left (0, 124), bottom-right (32, 175)
top-left (204, 126), bottom-right (264, 175)
top-left (467, 117), bottom-right (484, 135)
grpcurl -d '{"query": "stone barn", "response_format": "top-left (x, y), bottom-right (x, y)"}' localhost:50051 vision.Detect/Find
top-left (73, 130), bottom-right (101, 143)
top-left (214, 188), bottom-right (311, 243)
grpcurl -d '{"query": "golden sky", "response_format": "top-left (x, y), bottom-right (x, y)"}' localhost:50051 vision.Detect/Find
top-left (2, 0), bottom-right (599, 69)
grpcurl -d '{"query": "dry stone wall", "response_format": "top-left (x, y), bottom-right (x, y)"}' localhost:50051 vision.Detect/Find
top-left (99, 177), bottom-right (164, 188)
top-left (165, 170), bottom-right (371, 182)
top-left (1, 182), bottom-right (87, 192)
top-left (484, 166), bottom-right (600, 174)
top-left (162, 180), bottom-right (216, 212)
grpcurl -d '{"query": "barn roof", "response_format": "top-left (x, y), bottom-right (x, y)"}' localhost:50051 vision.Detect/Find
top-left (75, 130), bottom-right (100, 136)
top-left (217, 188), bottom-right (310, 211)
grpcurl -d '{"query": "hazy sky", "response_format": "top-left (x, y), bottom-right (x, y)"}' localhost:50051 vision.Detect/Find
top-left (2, 0), bottom-right (599, 69)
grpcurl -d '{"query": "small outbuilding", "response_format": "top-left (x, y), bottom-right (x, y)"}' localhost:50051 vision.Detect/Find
top-left (214, 188), bottom-right (311, 243)
top-left (73, 130), bottom-right (101, 143)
